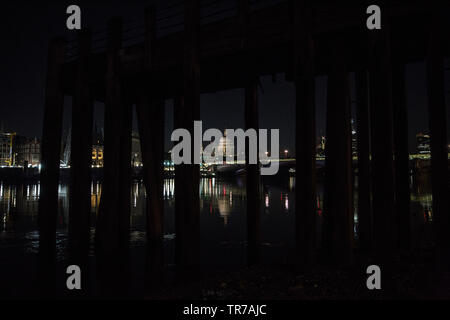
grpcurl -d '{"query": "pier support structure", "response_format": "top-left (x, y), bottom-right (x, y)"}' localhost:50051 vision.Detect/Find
top-left (426, 14), bottom-right (450, 257)
top-left (38, 36), bottom-right (66, 294)
top-left (355, 69), bottom-right (372, 250)
top-left (137, 93), bottom-right (165, 287)
top-left (392, 61), bottom-right (411, 251)
top-left (245, 80), bottom-right (261, 266)
top-left (174, 0), bottom-right (201, 279)
top-left (368, 13), bottom-right (397, 265)
top-left (69, 30), bottom-right (93, 286)
top-left (292, 0), bottom-right (317, 267)
top-left (323, 36), bottom-right (353, 266)
top-left (95, 17), bottom-right (132, 295)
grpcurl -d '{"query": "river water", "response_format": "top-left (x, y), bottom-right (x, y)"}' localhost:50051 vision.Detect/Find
top-left (0, 173), bottom-right (434, 296)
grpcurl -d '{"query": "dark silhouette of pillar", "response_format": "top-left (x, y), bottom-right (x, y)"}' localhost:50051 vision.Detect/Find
top-left (96, 17), bottom-right (122, 255)
top-left (322, 36), bottom-right (353, 266)
top-left (137, 93), bottom-right (165, 288)
top-left (426, 16), bottom-right (450, 256)
top-left (173, 96), bottom-right (186, 275)
top-left (237, 0), bottom-right (261, 266)
top-left (68, 30), bottom-right (93, 292)
top-left (291, 0), bottom-right (316, 267)
top-left (245, 81), bottom-right (261, 266)
top-left (368, 18), bottom-right (396, 264)
top-left (137, 5), bottom-right (165, 289)
top-left (392, 62), bottom-right (411, 251)
top-left (95, 17), bottom-right (132, 296)
top-left (118, 95), bottom-right (132, 255)
top-left (38, 36), bottom-right (66, 295)
top-left (174, 0), bottom-right (201, 279)
top-left (355, 70), bottom-right (372, 250)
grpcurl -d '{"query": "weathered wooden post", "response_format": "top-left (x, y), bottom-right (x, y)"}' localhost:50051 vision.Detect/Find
top-left (69, 30), bottom-right (93, 289)
top-left (245, 80), bottom-right (261, 266)
top-left (367, 7), bottom-right (396, 264)
top-left (96, 17), bottom-right (123, 255)
top-left (291, 0), bottom-right (317, 267)
top-left (135, 5), bottom-right (165, 288)
top-left (426, 14), bottom-right (450, 259)
top-left (174, 0), bottom-right (201, 279)
top-left (237, 0), bottom-right (261, 266)
top-left (392, 61), bottom-right (411, 251)
top-left (355, 70), bottom-right (372, 250)
top-left (95, 17), bottom-right (132, 295)
top-left (38, 36), bottom-right (66, 294)
top-left (322, 36), bottom-right (353, 266)
top-left (137, 93), bottom-right (165, 287)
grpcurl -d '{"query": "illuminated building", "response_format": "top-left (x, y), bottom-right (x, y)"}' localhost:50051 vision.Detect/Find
top-left (90, 130), bottom-right (143, 167)
top-left (14, 136), bottom-right (40, 167)
top-left (416, 133), bottom-right (430, 154)
top-left (213, 133), bottom-right (235, 163)
top-left (0, 130), bottom-right (16, 166)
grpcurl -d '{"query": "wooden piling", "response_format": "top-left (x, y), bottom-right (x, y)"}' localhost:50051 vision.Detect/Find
top-left (323, 36), bottom-right (353, 266)
top-left (69, 30), bottom-right (93, 286)
top-left (173, 96), bottom-right (187, 274)
top-left (136, 91), bottom-right (165, 287)
top-left (96, 17), bottom-right (123, 255)
top-left (174, 0), bottom-right (201, 279)
top-left (291, 0), bottom-right (317, 267)
top-left (38, 36), bottom-right (66, 294)
top-left (137, 5), bottom-right (165, 288)
top-left (355, 70), bottom-right (372, 250)
top-left (245, 81), bottom-right (261, 266)
top-left (426, 15), bottom-right (450, 256)
top-left (95, 17), bottom-right (132, 295)
top-left (237, 0), bottom-right (261, 266)
top-left (392, 62), bottom-right (411, 251)
top-left (368, 17), bottom-right (396, 263)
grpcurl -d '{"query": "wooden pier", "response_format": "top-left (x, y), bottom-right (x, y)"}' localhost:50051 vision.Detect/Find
top-left (38, 0), bottom-right (450, 293)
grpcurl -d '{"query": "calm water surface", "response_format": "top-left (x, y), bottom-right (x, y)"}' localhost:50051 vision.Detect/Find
top-left (0, 174), bottom-right (434, 269)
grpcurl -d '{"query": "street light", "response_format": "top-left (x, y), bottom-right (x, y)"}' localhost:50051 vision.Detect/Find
top-left (284, 149), bottom-right (288, 158)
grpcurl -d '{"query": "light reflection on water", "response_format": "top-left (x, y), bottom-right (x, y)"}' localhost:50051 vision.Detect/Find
top-left (0, 174), bottom-right (435, 262)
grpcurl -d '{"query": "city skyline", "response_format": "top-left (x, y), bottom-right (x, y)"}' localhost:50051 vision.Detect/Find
top-left (1, 3), bottom-right (449, 155)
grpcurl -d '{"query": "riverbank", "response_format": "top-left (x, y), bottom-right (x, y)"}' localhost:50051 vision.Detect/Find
top-left (147, 247), bottom-right (449, 300)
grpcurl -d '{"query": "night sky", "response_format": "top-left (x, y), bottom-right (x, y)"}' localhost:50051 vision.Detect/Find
top-left (1, 1), bottom-right (448, 154)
